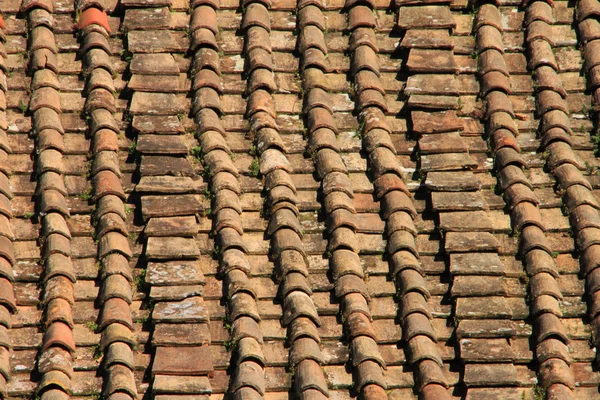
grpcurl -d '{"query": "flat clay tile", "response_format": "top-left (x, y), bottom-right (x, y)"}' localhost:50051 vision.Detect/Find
top-left (457, 319), bottom-right (517, 339)
top-left (460, 338), bottom-right (516, 362)
top-left (136, 135), bottom-right (188, 155)
top-left (132, 115), bottom-right (184, 134)
top-left (445, 232), bottom-right (500, 252)
top-left (412, 110), bottom-right (464, 134)
top-left (439, 210), bottom-right (494, 232)
top-left (406, 49), bottom-right (458, 73)
top-left (145, 216), bottom-right (199, 238)
top-left (455, 296), bottom-right (512, 319)
top-left (396, 0), bottom-right (450, 5)
top-left (419, 132), bottom-right (467, 154)
top-left (152, 375), bottom-right (211, 394)
top-left (152, 346), bottom-right (214, 376)
top-left (120, 0), bottom-right (172, 6)
top-left (127, 31), bottom-right (180, 53)
top-left (420, 153), bottom-right (478, 171)
top-left (400, 29), bottom-right (453, 49)
top-left (405, 74), bottom-right (459, 95)
top-left (152, 297), bottom-right (208, 323)
top-left (463, 363), bottom-right (520, 387)
top-left (145, 236), bottom-right (200, 260)
top-left (130, 54), bottom-right (179, 76)
top-left (141, 194), bottom-right (202, 220)
top-left (129, 92), bottom-right (185, 115)
top-left (450, 253), bottom-right (505, 276)
top-left (397, 6), bottom-right (456, 30)
top-left (123, 7), bottom-right (171, 30)
top-left (140, 156), bottom-right (195, 177)
top-left (151, 323), bottom-right (209, 348)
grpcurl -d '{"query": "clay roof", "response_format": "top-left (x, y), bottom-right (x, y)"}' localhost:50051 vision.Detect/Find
top-left (0, 0), bottom-right (599, 399)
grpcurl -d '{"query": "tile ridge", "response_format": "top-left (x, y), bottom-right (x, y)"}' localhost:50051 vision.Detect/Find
top-left (0, 14), bottom-right (17, 400)
top-left (476, 2), bottom-right (576, 396)
top-left (531, 0), bottom-right (600, 395)
top-left (25, 2), bottom-right (77, 398)
top-left (77, 2), bottom-right (138, 399)
top-left (240, 1), bottom-right (329, 398)
top-left (297, 0), bottom-right (388, 397)
top-left (347, 1), bottom-right (450, 399)
top-left (189, 0), bottom-right (269, 397)
top-left (575, 0), bottom-right (600, 359)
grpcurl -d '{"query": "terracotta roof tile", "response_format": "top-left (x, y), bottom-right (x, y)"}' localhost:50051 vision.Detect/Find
top-left (78, 7), bottom-right (111, 33)
top-left (397, 6), bottom-right (456, 30)
top-left (3, 0), bottom-right (600, 397)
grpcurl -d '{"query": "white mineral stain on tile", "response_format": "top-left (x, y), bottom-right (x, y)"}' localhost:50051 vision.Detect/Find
top-left (232, 55), bottom-right (244, 72)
